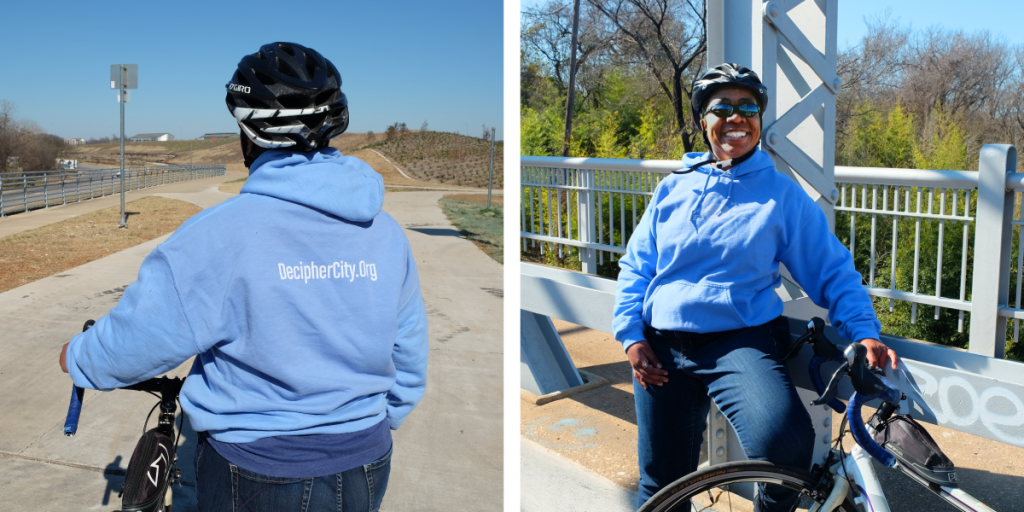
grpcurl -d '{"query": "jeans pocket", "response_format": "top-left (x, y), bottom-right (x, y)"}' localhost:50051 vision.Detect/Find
top-left (363, 444), bottom-right (393, 511)
top-left (230, 464), bottom-right (307, 511)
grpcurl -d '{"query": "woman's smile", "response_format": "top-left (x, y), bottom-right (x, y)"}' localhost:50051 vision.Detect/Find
top-left (703, 87), bottom-right (761, 160)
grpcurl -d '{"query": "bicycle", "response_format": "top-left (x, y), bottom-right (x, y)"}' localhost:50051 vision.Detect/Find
top-left (64, 319), bottom-right (186, 512)
top-left (638, 317), bottom-right (997, 512)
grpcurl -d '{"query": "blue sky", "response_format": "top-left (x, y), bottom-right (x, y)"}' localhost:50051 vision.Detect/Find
top-left (521, 0), bottom-right (1024, 55)
top-left (0, 1), bottom-right (503, 141)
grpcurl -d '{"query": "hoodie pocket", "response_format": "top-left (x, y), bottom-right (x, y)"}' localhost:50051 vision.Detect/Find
top-left (647, 280), bottom-right (746, 332)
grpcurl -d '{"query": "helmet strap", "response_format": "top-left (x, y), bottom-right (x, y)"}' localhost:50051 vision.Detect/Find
top-left (241, 132), bottom-right (268, 169)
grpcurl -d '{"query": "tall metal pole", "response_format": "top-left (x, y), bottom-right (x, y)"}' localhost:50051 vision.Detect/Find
top-left (487, 127), bottom-right (496, 208)
top-left (118, 65), bottom-right (126, 228)
top-left (560, 0), bottom-right (581, 157)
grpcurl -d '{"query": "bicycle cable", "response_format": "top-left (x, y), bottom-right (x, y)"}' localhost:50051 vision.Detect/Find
top-left (141, 401), bottom-right (160, 434)
top-left (835, 411), bottom-right (857, 496)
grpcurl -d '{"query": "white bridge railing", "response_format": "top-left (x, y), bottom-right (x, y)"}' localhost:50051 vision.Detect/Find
top-left (521, 146), bottom-right (1022, 358)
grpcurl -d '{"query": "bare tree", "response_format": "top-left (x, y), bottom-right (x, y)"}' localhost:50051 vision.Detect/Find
top-left (835, 14), bottom-right (910, 137)
top-left (482, 124), bottom-right (491, 141)
top-left (0, 100), bottom-right (18, 173)
top-left (587, 0), bottom-right (707, 152)
top-left (522, 0), bottom-right (611, 101)
top-left (900, 28), bottom-right (1008, 123)
top-left (420, 120), bottom-right (428, 132)
top-left (366, 130), bottom-right (375, 143)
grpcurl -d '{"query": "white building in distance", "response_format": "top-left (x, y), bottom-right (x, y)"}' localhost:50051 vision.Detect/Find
top-left (130, 133), bottom-right (175, 142)
top-left (63, 138), bottom-right (86, 146)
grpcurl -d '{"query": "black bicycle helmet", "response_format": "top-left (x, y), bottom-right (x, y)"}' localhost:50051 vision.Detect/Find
top-left (690, 63), bottom-right (769, 127)
top-left (226, 42), bottom-right (349, 151)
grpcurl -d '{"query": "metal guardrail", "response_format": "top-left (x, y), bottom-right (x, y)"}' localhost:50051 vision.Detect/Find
top-left (521, 261), bottom-right (1024, 451)
top-left (521, 145), bottom-right (1020, 358)
top-left (0, 165), bottom-right (226, 217)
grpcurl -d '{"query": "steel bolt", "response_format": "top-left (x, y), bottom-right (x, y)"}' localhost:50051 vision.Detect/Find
top-left (768, 3), bottom-right (779, 18)
top-left (833, 76), bottom-right (843, 91)
top-left (716, 429), bottom-right (725, 439)
top-left (823, 433), bottom-right (831, 445)
top-left (768, 132), bottom-right (779, 145)
top-left (715, 411), bottom-right (724, 420)
top-left (823, 417), bottom-right (832, 428)
top-left (831, 188), bottom-right (840, 202)
top-left (716, 447), bottom-right (725, 457)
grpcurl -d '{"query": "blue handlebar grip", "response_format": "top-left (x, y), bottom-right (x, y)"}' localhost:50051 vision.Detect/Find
top-left (848, 380), bottom-right (903, 468)
top-left (63, 386), bottom-right (84, 436)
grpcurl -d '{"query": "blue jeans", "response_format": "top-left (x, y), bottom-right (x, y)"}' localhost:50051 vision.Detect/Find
top-left (195, 434), bottom-right (392, 512)
top-left (634, 317), bottom-right (815, 511)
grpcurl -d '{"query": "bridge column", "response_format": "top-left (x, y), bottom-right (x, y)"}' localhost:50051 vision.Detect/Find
top-left (706, 0), bottom-right (840, 475)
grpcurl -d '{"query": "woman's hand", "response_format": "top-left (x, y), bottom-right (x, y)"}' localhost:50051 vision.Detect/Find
top-left (59, 342), bottom-right (69, 373)
top-left (857, 338), bottom-right (898, 370)
top-left (627, 341), bottom-right (669, 389)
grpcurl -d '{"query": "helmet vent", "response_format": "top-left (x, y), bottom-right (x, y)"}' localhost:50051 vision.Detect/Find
top-left (276, 58), bottom-right (299, 79)
top-left (278, 94), bottom-right (312, 109)
top-left (235, 74), bottom-right (250, 86)
top-left (279, 44), bottom-right (296, 56)
top-left (254, 69), bottom-right (276, 86)
top-left (314, 89), bottom-right (336, 106)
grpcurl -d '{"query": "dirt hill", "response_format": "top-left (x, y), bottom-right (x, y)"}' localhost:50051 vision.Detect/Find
top-left (365, 132), bottom-right (503, 189)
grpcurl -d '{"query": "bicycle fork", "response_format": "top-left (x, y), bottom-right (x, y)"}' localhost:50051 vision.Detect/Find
top-left (811, 446), bottom-right (892, 512)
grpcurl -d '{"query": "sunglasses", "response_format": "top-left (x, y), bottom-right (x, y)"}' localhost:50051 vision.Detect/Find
top-left (704, 103), bottom-right (761, 118)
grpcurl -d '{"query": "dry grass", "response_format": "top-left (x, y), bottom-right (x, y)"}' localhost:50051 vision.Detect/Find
top-left (0, 197), bottom-right (201, 293)
top-left (66, 138), bottom-right (238, 167)
top-left (442, 193), bottom-right (504, 207)
top-left (218, 178), bottom-right (247, 195)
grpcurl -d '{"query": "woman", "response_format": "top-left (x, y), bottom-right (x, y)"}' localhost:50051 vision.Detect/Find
top-left (613, 63), bottom-right (898, 511)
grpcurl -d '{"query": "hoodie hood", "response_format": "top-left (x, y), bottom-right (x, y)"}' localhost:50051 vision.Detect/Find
top-left (241, 147), bottom-right (384, 222)
top-left (679, 148), bottom-right (776, 227)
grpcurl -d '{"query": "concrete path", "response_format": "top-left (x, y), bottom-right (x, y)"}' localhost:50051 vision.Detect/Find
top-left (522, 438), bottom-right (635, 512)
top-left (0, 189), bottom-right (503, 511)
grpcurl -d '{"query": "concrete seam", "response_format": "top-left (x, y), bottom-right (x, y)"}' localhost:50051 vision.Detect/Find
top-left (0, 449), bottom-right (127, 476)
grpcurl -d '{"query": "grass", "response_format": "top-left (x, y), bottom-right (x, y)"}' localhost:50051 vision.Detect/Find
top-left (439, 198), bottom-right (503, 264)
top-left (0, 197), bottom-right (202, 293)
top-left (218, 177), bottom-right (248, 194)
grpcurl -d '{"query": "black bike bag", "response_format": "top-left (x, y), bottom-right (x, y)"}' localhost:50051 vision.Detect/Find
top-left (121, 428), bottom-right (174, 512)
top-left (871, 414), bottom-right (958, 487)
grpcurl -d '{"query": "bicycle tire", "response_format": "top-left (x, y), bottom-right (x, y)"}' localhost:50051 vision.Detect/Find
top-left (638, 461), bottom-right (859, 512)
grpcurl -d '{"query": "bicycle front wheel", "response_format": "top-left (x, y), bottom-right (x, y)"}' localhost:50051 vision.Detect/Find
top-left (638, 461), bottom-right (859, 512)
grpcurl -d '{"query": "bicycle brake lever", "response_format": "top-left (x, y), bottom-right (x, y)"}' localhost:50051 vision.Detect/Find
top-left (845, 343), bottom-right (890, 396)
top-left (811, 361), bottom-right (849, 406)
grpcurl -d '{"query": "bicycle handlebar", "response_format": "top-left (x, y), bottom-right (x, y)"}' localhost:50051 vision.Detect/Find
top-left (799, 318), bottom-right (905, 468)
top-left (848, 382), bottom-right (902, 467)
top-left (63, 386), bottom-right (85, 436)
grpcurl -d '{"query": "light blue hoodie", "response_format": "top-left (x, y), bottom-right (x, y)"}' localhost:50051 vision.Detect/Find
top-left (613, 149), bottom-right (880, 351)
top-left (66, 148), bottom-right (428, 443)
